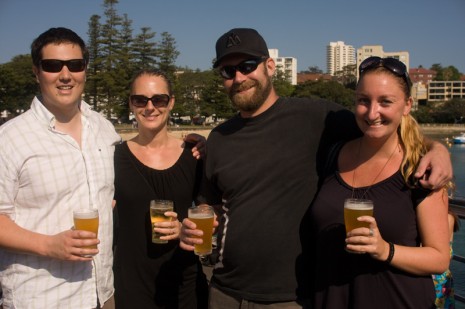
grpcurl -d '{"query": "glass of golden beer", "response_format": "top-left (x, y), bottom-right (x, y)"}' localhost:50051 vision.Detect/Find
top-left (73, 208), bottom-right (99, 254)
top-left (343, 198), bottom-right (374, 253)
top-left (188, 205), bottom-right (214, 256)
top-left (150, 200), bottom-right (174, 244)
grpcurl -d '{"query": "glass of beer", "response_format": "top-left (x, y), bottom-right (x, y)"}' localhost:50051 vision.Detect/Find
top-left (188, 205), bottom-right (215, 256)
top-left (343, 198), bottom-right (374, 253)
top-left (73, 208), bottom-right (99, 254)
top-left (150, 200), bottom-right (174, 244)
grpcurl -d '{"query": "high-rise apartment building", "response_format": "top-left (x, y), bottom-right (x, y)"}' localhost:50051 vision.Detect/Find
top-left (269, 49), bottom-right (297, 85)
top-left (356, 45), bottom-right (409, 80)
top-left (326, 41), bottom-right (356, 76)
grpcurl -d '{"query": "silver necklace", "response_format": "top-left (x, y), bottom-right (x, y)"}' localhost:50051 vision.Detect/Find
top-left (351, 139), bottom-right (399, 199)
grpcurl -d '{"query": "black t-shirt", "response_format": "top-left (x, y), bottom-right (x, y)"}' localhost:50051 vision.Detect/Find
top-left (198, 97), bottom-right (360, 302)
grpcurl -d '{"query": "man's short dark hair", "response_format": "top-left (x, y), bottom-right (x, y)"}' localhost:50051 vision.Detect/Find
top-left (31, 27), bottom-right (89, 67)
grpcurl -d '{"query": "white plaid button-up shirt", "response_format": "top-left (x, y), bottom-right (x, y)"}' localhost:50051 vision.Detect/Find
top-left (0, 97), bottom-right (121, 309)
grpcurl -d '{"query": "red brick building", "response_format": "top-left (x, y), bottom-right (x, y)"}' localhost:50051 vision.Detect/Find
top-left (409, 67), bottom-right (437, 85)
top-left (297, 73), bottom-right (333, 84)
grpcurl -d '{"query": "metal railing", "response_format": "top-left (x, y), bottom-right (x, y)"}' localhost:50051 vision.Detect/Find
top-left (450, 197), bottom-right (465, 304)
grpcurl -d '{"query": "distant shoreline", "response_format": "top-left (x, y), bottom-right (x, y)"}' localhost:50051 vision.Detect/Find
top-left (117, 127), bottom-right (212, 141)
top-left (419, 124), bottom-right (465, 133)
top-left (117, 124), bottom-right (465, 141)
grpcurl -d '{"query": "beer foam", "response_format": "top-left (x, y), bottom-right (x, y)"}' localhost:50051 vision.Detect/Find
top-left (344, 204), bottom-right (373, 210)
top-left (73, 209), bottom-right (98, 219)
top-left (188, 213), bottom-right (214, 219)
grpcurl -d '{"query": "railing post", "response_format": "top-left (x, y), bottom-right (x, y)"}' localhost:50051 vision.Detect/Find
top-left (449, 197), bottom-right (465, 305)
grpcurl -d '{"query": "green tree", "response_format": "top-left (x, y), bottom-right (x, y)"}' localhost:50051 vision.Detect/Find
top-left (302, 66), bottom-right (323, 74)
top-left (334, 64), bottom-right (357, 89)
top-left (173, 69), bottom-right (202, 120)
top-left (112, 13), bottom-right (134, 120)
top-left (411, 105), bottom-right (434, 123)
top-left (174, 69), bottom-right (232, 121)
top-left (431, 64), bottom-right (462, 81)
top-left (293, 80), bottom-right (355, 108)
top-left (442, 66), bottom-right (461, 81)
top-left (85, 14), bottom-right (102, 110)
top-left (98, 0), bottom-right (124, 118)
top-left (272, 68), bottom-right (294, 97)
top-left (200, 70), bottom-right (233, 119)
top-left (132, 27), bottom-right (158, 69)
top-left (0, 55), bottom-right (37, 113)
top-left (157, 32), bottom-right (180, 82)
top-left (434, 98), bottom-right (465, 123)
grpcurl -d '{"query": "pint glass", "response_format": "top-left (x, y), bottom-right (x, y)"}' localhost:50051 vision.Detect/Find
top-left (344, 198), bottom-right (374, 253)
top-left (150, 200), bottom-right (174, 244)
top-left (188, 205), bottom-right (214, 256)
top-left (73, 208), bottom-right (99, 250)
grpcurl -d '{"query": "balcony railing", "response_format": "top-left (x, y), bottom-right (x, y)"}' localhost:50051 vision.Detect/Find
top-left (450, 197), bottom-right (465, 304)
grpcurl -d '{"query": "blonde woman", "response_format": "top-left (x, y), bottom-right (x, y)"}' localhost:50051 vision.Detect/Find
top-left (310, 57), bottom-right (450, 309)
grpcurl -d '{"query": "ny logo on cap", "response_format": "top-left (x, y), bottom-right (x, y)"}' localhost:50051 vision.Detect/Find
top-left (226, 33), bottom-right (241, 48)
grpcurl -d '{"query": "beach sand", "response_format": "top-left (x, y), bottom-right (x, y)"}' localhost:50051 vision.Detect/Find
top-left (118, 129), bottom-right (212, 141)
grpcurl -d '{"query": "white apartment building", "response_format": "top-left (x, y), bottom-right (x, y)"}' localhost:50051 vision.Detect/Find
top-left (356, 45), bottom-right (409, 80)
top-left (269, 49), bottom-right (297, 85)
top-left (326, 41), bottom-right (356, 76)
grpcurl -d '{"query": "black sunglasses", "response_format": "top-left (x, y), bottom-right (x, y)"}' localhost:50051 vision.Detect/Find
top-left (130, 94), bottom-right (171, 108)
top-left (219, 58), bottom-right (267, 79)
top-left (40, 59), bottom-right (87, 73)
top-left (359, 56), bottom-right (412, 88)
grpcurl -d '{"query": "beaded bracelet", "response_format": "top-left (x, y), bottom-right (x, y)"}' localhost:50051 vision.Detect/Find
top-left (385, 242), bottom-right (395, 264)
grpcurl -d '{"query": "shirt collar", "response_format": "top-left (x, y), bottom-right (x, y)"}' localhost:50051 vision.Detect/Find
top-left (31, 96), bottom-right (91, 129)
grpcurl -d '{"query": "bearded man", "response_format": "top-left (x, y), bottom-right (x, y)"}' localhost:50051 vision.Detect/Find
top-left (179, 28), bottom-right (452, 309)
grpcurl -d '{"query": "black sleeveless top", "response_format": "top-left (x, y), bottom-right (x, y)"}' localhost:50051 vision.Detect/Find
top-left (309, 142), bottom-right (434, 309)
top-left (113, 141), bottom-right (207, 309)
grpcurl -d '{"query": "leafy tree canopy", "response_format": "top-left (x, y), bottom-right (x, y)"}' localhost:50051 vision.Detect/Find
top-left (293, 80), bottom-right (355, 109)
top-left (431, 63), bottom-right (462, 81)
top-left (272, 68), bottom-right (294, 97)
top-left (0, 55), bottom-right (37, 113)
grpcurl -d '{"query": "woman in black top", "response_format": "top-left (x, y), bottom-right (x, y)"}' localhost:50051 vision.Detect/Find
top-left (113, 69), bottom-right (208, 309)
top-left (309, 57), bottom-right (451, 309)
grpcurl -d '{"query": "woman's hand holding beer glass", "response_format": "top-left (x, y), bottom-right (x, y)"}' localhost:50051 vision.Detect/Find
top-left (345, 212), bottom-right (391, 261)
top-left (150, 200), bottom-right (180, 243)
top-left (152, 211), bottom-right (181, 242)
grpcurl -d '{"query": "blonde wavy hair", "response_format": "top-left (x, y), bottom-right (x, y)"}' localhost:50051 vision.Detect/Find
top-left (398, 113), bottom-right (427, 185)
top-left (360, 66), bottom-right (432, 187)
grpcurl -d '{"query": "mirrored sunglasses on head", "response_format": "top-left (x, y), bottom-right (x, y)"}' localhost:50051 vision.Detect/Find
top-left (130, 94), bottom-right (171, 108)
top-left (219, 57), bottom-right (267, 79)
top-left (359, 56), bottom-right (411, 88)
top-left (40, 59), bottom-right (86, 73)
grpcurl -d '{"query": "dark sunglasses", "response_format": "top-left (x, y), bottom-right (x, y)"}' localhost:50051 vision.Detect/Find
top-left (219, 57), bottom-right (267, 79)
top-left (40, 59), bottom-right (87, 73)
top-left (359, 56), bottom-right (412, 88)
top-left (130, 94), bottom-right (171, 108)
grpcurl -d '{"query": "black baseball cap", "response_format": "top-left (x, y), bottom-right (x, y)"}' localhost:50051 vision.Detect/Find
top-left (213, 28), bottom-right (269, 68)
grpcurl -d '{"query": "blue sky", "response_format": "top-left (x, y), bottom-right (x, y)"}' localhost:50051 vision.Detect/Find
top-left (1, 0), bottom-right (464, 73)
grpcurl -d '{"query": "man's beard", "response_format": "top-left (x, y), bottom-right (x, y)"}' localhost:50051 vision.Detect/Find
top-left (228, 69), bottom-right (273, 113)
